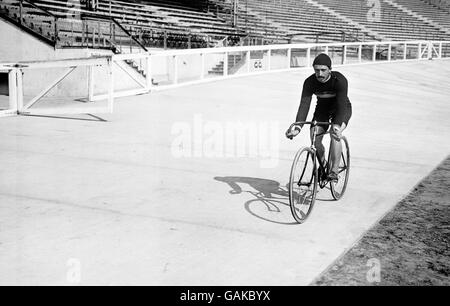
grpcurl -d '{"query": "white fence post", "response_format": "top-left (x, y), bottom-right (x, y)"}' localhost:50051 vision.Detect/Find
top-left (358, 44), bottom-right (362, 63)
top-left (287, 48), bottom-right (291, 69)
top-left (343, 45), bottom-right (347, 65)
top-left (387, 44), bottom-right (392, 61)
top-left (306, 47), bottom-right (311, 66)
top-left (146, 54), bottom-right (152, 90)
top-left (404, 43), bottom-right (407, 60)
top-left (108, 57), bottom-right (114, 113)
top-left (373, 44), bottom-right (377, 62)
top-left (173, 55), bottom-right (178, 84)
top-left (8, 69), bottom-right (18, 112)
top-left (427, 42), bottom-right (432, 59)
top-left (16, 68), bottom-right (23, 112)
top-left (224, 52), bottom-right (228, 77)
top-left (200, 53), bottom-right (205, 79)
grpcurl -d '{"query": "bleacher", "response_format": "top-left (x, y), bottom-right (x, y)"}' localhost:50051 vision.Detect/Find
top-left (2, 0), bottom-right (450, 52)
top-left (315, 0), bottom-right (450, 41)
top-left (423, 0), bottom-right (450, 12)
top-left (99, 0), bottom-right (241, 37)
top-left (14, 0), bottom-right (245, 49)
top-left (207, 0), bottom-right (291, 44)
top-left (394, 0), bottom-right (450, 31)
top-left (233, 0), bottom-right (379, 43)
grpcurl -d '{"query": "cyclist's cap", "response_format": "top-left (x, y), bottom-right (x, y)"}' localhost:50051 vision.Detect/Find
top-left (313, 53), bottom-right (332, 69)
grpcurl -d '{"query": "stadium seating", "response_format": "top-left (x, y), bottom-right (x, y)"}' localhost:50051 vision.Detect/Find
top-left (19, 0), bottom-right (244, 49)
top-left (423, 0), bottom-right (450, 12)
top-left (229, 0), bottom-right (379, 43)
top-left (207, 0), bottom-right (291, 44)
top-left (1, 0), bottom-right (450, 50)
top-left (315, 0), bottom-right (449, 41)
top-left (393, 0), bottom-right (450, 31)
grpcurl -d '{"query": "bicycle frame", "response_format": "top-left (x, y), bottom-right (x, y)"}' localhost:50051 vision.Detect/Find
top-left (289, 120), bottom-right (331, 163)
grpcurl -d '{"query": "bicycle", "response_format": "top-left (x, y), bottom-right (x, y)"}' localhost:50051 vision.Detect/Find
top-left (287, 121), bottom-right (350, 223)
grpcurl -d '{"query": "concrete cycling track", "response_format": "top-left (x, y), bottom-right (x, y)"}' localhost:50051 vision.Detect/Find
top-left (0, 59), bottom-right (449, 285)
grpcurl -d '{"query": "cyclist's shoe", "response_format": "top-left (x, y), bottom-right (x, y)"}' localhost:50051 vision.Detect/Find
top-left (318, 166), bottom-right (327, 182)
top-left (328, 172), bottom-right (339, 183)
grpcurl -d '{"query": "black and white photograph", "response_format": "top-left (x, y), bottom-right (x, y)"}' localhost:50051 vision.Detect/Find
top-left (0, 0), bottom-right (449, 291)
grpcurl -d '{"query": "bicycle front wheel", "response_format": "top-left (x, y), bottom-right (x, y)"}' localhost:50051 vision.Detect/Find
top-left (331, 136), bottom-right (350, 200)
top-left (289, 147), bottom-right (318, 223)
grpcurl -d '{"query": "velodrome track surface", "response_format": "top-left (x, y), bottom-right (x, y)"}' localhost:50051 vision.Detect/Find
top-left (0, 60), bottom-right (449, 285)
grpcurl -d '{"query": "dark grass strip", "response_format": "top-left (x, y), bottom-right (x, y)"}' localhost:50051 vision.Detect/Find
top-left (311, 156), bottom-right (450, 286)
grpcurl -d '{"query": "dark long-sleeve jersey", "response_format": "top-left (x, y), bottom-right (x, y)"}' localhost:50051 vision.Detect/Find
top-left (295, 71), bottom-right (352, 126)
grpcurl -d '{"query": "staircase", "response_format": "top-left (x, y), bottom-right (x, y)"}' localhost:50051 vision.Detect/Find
top-left (126, 59), bottom-right (146, 77)
top-left (208, 53), bottom-right (245, 75)
top-left (0, 0), bottom-right (58, 46)
top-left (0, 0), bottom-right (149, 81)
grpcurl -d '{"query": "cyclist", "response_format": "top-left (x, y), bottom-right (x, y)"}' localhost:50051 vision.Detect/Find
top-left (285, 53), bottom-right (352, 182)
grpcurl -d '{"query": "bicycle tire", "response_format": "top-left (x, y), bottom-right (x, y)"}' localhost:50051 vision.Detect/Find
top-left (330, 136), bottom-right (350, 200)
top-left (289, 147), bottom-right (318, 223)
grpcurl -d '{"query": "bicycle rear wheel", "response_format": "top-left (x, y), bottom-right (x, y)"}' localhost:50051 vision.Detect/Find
top-left (289, 147), bottom-right (318, 223)
top-left (331, 136), bottom-right (350, 200)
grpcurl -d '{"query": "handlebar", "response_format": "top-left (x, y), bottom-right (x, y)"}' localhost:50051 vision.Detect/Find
top-left (288, 121), bottom-right (331, 131)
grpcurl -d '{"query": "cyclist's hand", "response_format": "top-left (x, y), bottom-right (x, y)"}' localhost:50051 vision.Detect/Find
top-left (286, 126), bottom-right (301, 140)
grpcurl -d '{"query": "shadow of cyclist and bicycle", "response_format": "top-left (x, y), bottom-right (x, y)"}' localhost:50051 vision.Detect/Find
top-left (214, 176), bottom-right (335, 225)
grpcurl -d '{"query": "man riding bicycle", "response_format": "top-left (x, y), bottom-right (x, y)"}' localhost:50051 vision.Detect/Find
top-left (286, 53), bottom-right (352, 182)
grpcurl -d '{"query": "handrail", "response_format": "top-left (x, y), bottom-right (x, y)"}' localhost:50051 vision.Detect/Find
top-left (21, 0), bottom-right (57, 19)
top-left (0, 0), bottom-right (58, 45)
top-left (0, 0), bottom-right (148, 52)
top-left (72, 13), bottom-right (148, 52)
top-left (110, 17), bottom-right (148, 52)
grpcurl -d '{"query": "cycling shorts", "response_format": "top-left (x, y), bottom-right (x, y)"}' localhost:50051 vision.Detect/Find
top-left (312, 103), bottom-right (352, 131)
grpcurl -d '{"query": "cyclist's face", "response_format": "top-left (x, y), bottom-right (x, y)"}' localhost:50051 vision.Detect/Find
top-left (314, 65), bottom-right (331, 83)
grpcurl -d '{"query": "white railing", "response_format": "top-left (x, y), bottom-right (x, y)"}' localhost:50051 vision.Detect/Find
top-left (0, 57), bottom-right (114, 117)
top-left (145, 40), bottom-right (450, 91)
top-left (0, 40), bottom-right (449, 117)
